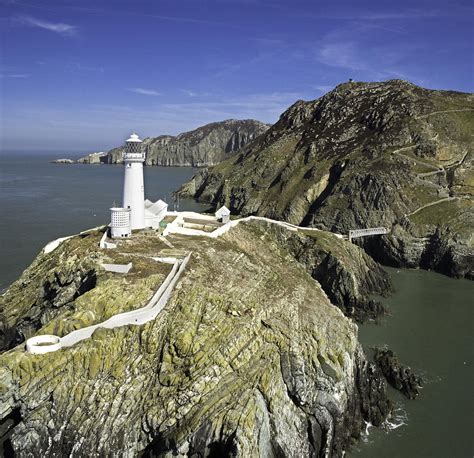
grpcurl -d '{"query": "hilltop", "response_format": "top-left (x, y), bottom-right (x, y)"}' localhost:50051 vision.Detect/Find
top-left (178, 80), bottom-right (474, 278)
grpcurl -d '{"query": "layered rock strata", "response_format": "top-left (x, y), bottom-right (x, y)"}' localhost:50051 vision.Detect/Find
top-left (178, 80), bottom-right (474, 278)
top-left (374, 347), bottom-right (423, 399)
top-left (106, 119), bottom-right (269, 167)
top-left (0, 221), bottom-right (392, 456)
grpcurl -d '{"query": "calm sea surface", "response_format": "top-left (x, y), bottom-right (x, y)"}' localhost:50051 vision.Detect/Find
top-left (0, 153), bottom-right (208, 290)
top-left (0, 153), bottom-right (472, 457)
top-left (352, 268), bottom-right (473, 458)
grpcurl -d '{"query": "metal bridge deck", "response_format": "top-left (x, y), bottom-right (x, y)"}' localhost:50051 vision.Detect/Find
top-left (348, 227), bottom-right (389, 241)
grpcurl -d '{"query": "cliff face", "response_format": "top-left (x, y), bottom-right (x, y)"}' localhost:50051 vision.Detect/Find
top-left (178, 80), bottom-right (474, 278)
top-left (76, 152), bottom-right (108, 164)
top-left (104, 119), bottom-right (269, 167)
top-left (0, 221), bottom-right (392, 456)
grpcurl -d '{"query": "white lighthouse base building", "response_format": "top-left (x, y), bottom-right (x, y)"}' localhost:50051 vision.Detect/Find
top-left (110, 207), bottom-right (132, 238)
top-left (144, 199), bottom-right (168, 229)
top-left (110, 199), bottom-right (168, 238)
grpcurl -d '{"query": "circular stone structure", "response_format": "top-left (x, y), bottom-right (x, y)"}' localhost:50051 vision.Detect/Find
top-left (110, 207), bottom-right (132, 238)
top-left (26, 335), bottom-right (62, 354)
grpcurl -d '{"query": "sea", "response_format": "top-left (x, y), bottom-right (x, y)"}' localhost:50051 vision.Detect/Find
top-left (0, 152), bottom-right (473, 457)
top-left (0, 152), bottom-right (208, 290)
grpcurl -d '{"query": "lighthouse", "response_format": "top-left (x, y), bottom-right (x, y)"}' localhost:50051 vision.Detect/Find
top-left (122, 132), bottom-right (145, 229)
top-left (109, 132), bottom-right (168, 240)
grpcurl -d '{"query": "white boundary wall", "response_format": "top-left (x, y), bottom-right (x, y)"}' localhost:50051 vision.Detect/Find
top-left (100, 262), bottom-right (133, 274)
top-left (163, 212), bottom-right (344, 239)
top-left (60, 255), bottom-right (190, 348)
top-left (99, 230), bottom-right (117, 249)
top-left (26, 254), bottom-right (190, 353)
top-left (29, 210), bottom-right (347, 355)
top-left (26, 335), bottom-right (62, 354)
top-left (43, 226), bottom-right (105, 254)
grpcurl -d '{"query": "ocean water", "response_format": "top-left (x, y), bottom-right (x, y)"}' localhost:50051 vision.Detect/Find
top-left (0, 153), bottom-right (472, 456)
top-left (0, 152), bottom-right (208, 290)
top-left (351, 268), bottom-right (473, 458)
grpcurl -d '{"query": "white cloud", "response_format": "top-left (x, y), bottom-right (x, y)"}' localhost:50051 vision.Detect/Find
top-left (314, 26), bottom-right (426, 82)
top-left (318, 41), bottom-right (368, 72)
top-left (0, 73), bottom-right (29, 78)
top-left (180, 89), bottom-right (211, 97)
top-left (18, 16), bottom-right (78, 36)
top-left (128, 88), bottom-right (162, 96)
top-left (311, 85), bottom-right (334, 94)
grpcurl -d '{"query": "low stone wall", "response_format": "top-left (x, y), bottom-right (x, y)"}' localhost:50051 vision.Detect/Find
top-left (26, 254), bottom-right (191, 353)
top-left (44, 226), bottom-right (106, 254)
top-left (25, 335), bottom-right (62, 354)
top-left (100, 262), bottom-right (133, 274)
top-left (165, 213), bottom-right (345, 240)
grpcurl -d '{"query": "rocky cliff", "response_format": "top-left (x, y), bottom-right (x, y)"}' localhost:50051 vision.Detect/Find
top-left (76, 151), bottom-right (108, 164)
top-left (0, 221), bottom-right (392, 456)
top-left (178, 80), bottom-right (474, 278)
top-left (103, 119), bottom-right (269, 167)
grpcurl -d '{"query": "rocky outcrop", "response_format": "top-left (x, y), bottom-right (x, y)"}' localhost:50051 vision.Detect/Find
top-left (51, 158), bottom-right (75, 164)
top-left (178, 80), bottom-right (474, 278)
top-left (76, 151), bottom-right (108, 164)
top-left (258, 222), bottom-right (392, 322)
top-left (104, 119), bottom-right (269, 167)
top-left (0, 229), bottom-right (168, 352)
top-left (0, 231), bottom-right (100, 351)
top-left (0, 220), bottom-right (392, 456)
top-left (374, 348), bottom-right (423, 399)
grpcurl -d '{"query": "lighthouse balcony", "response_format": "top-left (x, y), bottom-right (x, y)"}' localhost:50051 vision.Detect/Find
top-left (123, 152), bottom-right (145, 162)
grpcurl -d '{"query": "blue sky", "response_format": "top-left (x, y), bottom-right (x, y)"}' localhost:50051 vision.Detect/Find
top-left (1, 0), bottom-right (473, 152)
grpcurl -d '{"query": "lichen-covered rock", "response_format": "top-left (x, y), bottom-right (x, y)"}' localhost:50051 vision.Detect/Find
top-left (0, 221), bottom-right (392, 456)
top-left (263, 223), bottom-right (393, 322)
top-left (0, 229), bottom-right (169, 352)
top-left (178, 80), bottom-right (474, 278)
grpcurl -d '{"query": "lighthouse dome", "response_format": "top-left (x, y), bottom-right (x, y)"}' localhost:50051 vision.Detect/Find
top-left (126, 132), bottom-right (142, 143)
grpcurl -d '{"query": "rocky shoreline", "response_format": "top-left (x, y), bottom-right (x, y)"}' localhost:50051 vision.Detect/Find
top-left (0, 220), bottom-right (395, 456)
top-left (374, 348), bottom-right (423, 399)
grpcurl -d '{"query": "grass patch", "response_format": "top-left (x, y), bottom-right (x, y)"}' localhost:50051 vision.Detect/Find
top-left (409, 199), bottom-right (473, 237)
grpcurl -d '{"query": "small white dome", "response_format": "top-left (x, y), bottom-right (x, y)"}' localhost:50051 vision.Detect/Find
top-left (127, 132), bottom-right (142, 143)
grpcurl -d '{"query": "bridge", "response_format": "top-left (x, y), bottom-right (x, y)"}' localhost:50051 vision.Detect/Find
top-left (348, 227), bottom-right (389, 242)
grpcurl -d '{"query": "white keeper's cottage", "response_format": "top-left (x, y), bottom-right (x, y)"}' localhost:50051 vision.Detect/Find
top-left (215, 205), bottom-right (231, 223)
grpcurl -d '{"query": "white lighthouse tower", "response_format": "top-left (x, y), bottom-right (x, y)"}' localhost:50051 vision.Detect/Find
top-left (122, 132), bottom-right (146, 230)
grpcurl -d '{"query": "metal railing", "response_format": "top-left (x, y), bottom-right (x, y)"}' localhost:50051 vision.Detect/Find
top-left (348, 227), bottom-right (389, 242)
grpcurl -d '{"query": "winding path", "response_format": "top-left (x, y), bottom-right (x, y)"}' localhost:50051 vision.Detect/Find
top-left (415, 108), bottom-right (474, 119)
top-left (29, 214), bottom-right (333, 354)
top-left (27, 254), bottom-right (191, 354)
top-left (405, 197), bottom-right (458, 217)
top-left (163, 212), bottom-right (344, 239)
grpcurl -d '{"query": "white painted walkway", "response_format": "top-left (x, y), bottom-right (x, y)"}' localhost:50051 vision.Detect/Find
top-left (61, 254), bottom-right (190, 347)
top-left (28, 210), bottom-right (389, 355)
top-left (163, 212), bottom-right (345, 239)
top-left (27, 254), bottom-right (190, 353)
